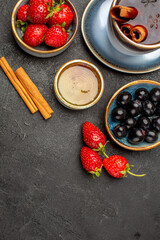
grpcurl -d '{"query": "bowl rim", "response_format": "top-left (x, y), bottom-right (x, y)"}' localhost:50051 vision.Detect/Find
top-left (111, 0), bottom-right (160, 50)
top-left (105, 79), bottom-right (160, 151)
top-left (11, 0), bottom-right (78, 54)
top-left (54, 59), bottom-right (104, 110)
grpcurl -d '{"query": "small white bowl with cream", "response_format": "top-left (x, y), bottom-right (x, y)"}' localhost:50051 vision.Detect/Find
top-left (54, 59), bottom-right (104, 110)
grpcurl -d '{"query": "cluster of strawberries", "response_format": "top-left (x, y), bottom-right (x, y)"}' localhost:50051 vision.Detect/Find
top-left (81, 122), bottom-right (146, 179)
top-left (16, 0), bottom-right (73, 48)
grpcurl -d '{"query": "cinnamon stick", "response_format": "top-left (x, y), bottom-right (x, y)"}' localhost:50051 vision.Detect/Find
top-left (28, 96), bottom-right (51, 120)
top-left (15, 67), bottom-right (53, 120)
top-left (110, 6), bottom-right (138, 22)
top-left (130, 25), bottom-right (148, 43)
top-left (0, 57), bottom-right (38, 114)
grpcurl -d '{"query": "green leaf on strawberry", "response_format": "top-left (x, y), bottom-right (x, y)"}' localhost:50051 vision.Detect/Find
top-left (90, 166), bottom-right (103, 178)
top-left (16, 20), bottom-right (28, 33)
top-left (61, 21), bottom-right (66, 28)
top-left (55, 7), bottom-right (63, 12)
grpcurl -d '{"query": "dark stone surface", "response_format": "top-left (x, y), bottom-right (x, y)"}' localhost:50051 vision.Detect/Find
top-left (0, 0), bottom-right (160, 240)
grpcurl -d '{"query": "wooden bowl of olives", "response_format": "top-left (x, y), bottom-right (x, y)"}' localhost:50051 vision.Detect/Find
top-left (105, 80), bottom-right (160, 151)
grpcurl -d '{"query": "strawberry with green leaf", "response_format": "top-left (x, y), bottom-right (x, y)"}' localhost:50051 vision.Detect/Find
top-left (23, 24), bottom-right (48, 47)
top-left (27, 2), bottom-right (49, 24)
top-left (83, 122), bottom-right (106, 153)
top-left (17, 5), bottom-right (29, 22)
top-left (47, 1), bottom-right (73, 29)
top-left (103, 155), bottom-right (146, 178)
top-left (81, 147), bottom-right (103, 178)
top-left (16, 5), bottom-right (29, 33)
top-left (44, 25), bottom-right (68, 48)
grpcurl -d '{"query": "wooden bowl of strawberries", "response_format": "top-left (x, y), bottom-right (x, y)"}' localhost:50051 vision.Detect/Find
top-left (11, 0), bottom-right (78, 57)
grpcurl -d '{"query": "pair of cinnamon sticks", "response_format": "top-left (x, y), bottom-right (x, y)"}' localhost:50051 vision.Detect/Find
top-left (0, 57), bottom-right (53, 120)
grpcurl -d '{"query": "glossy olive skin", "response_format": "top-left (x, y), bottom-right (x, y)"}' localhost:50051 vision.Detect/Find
top-left (124, 117), bottom-right (137, 130)
top-left (113, 124), bottom-right (127, 138)
top-left (150, 88), bottom-right (160, 102)
top-left (128, 99), bottom-right (142, 117)
top-left (156, 103), bottom-right (160, 115)
top-left (143, 100), bottom-right (155, 116)
top-left (152, 117), bottom-right (160, 132)
top-left (128, 128), bottom-right (145, 145)
top-left (135, 88), bottom-right (149, 101)
top-left (117, 91), bottom-right (132, 107)
top-left (137, 116), bottom-right (151, 130)
top-left (112, 107), bottom-right (127, 121)
top-left (111, 86), bottom-right (160, 146)
top-left (145, 129), bottom-right (158, 143)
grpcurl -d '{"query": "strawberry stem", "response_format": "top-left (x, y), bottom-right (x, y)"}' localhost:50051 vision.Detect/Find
top-left (99, 142), bottom-right (109, 158)
top-left (102, 149), bottom-right (109, 158)
top-left (127, 171), bottom-right (146, 177)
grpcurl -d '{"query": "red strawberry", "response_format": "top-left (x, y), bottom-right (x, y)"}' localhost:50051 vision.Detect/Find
top-left (81, 147), bottom-right (103, 177)
top-left (27, 2), bottom-right (49, 24)
top-left (44, 25), bottom-right (67, 48)
top-left (48, 4), bottom-right (73, 29)
top-left (103, 155), bottom-right (146, 178)
top-left (23, 24), bottom-right (48, 47)
top-left (29, 0), bottom-right (53, 7)
top-left (83, 122), bottom-right (106, 150)
top-left (17, 5), bottom-right (29, 22)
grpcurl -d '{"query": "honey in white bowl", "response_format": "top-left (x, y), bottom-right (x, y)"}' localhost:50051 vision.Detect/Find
top-left (58, 64), bottom-right (100, 106)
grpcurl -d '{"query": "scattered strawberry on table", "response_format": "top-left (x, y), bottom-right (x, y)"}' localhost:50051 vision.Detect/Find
top-left (81, 122), bottom-right (146, 179)
top-left (81, 147), bottom-right (103, 178)
top-left (103, 155), bottom-right (146, 178)
top-left (83, 121), bottom-right (106, 151)
top-left (16, 0), bottom-right (73, 48)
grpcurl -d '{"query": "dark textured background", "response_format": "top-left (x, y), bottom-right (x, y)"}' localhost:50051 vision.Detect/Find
top-left (0, 0), bottom-right (160, 240)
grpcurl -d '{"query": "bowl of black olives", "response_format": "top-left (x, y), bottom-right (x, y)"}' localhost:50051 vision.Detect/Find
top-left (105, 80), bottom-right (160, 151)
